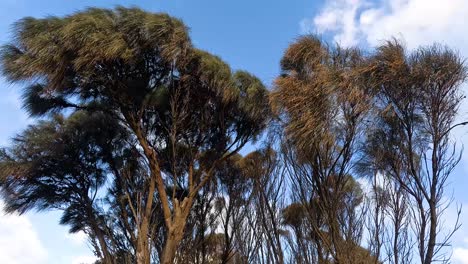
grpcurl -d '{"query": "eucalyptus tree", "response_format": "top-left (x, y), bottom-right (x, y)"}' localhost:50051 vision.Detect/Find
top-left (360, 111), bottom-right (414, 264)
top-left (240, 147), bottom-right (286, 264)
top-left (0, 7), bottom-right (269, 264)
top-left (181, 148), bottom-right (285, 264)
top-left (272, 35), bottom-right (372, 263)
top-left (362, 40), bottom-right (467, 264)
top-left (215, 147), bottom-right (286, 264)
top-left (0, 112), bottom-right (128, 263)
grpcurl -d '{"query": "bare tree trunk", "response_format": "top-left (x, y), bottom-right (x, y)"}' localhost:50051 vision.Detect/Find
top-left (160, 197), bottom-right (194, 264)
top-left (424, 204), bottom-right (437, 264)
top-left (136, 216), bottom-right (151, 264)
top-left (161, 226), bottom-right (184, 264)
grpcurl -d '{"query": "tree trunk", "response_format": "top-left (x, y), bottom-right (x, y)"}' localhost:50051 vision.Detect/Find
top-left (424, 204), bottom-right (437, 264)
top-left (161, 197), bottom-right (194, 264)
top-left (161, 219), bottom-right (187, 264)
top-left (136, 217), bottom-right (151, 264)
top-left (161, 230), bottom-right (182, 264)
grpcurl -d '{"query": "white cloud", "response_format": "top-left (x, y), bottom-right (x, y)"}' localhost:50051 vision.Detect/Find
top-left (70, 255), bottom-right (97, 264)
top-left (65, 231), bottom-right (88, 246)
top-left (305, 0), bottom-right (468, 51)
top-left (306, 0), bottom-right (468, 167)
top-left (0, 202), bottom-right (48, 264)
top-left (454, 247), bottom-right (468, 264)
top-left (304, 0), bottom-right (368, 46)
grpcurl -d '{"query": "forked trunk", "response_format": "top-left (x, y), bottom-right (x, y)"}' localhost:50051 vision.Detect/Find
top-left (161, 226), bottom-right (185, 264)
top-left (161, 197), bottom-right (194, 264)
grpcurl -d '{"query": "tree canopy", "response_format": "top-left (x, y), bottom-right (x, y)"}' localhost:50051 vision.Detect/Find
top-left (0, 6), bottom-right (467, 264)
top-left (0, 7), bottom-right (270, 264)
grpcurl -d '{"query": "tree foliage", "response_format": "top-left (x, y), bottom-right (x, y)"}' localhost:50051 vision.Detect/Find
top-left (0, 7), bottom-right (269, 264)
top-left (0, 7), bottom-right (467, 264)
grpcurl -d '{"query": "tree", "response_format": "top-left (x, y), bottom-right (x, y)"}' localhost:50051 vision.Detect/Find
top-left (361, 40), bottom-right (467, 264)
top-left (0, 112), bottom-right (129, 262)
top-left (271, 35), bottom-right (371, 263)
top-left (360, 112), bottom-right (413, 264)
top-left (1, 7), bottom-right (466, 264)
top-left (0, 7), bottom-right (269, 264)
top-left (244, 147), bottom-right (286, 264)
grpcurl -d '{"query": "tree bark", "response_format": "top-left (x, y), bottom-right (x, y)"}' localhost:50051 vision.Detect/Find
top-left (136, 216), bottom-right (151, 264)
top-left (161, 227), bottom-right (184, 264)
top-left (160, 197), bottom-right (194, 264)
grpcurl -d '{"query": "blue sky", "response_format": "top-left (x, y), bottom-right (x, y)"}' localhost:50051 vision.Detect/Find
top-left (1, 0), bottom-right (468, 263)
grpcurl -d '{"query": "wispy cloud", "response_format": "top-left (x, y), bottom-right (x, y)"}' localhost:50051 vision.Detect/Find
top-left (0, 201), bottom-right (48, 264)
top-left (303, 0), bottom-right (468, 50)
top-left (65, 231), bottom-right (88, 246)
top-left (70, 255), bottom-right (97, 264)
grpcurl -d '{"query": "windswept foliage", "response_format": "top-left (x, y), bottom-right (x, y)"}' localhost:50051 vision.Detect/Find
top-left (361, 40), bottom-right (467, 264)
top-left (0, 7), bottom-right (466, 264)
top-left (271, 35), bottom-right (372, 263)
top-left (0, 7), bottom-right (269, 264)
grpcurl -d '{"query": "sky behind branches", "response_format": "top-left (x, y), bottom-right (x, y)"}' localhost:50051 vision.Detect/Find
top-left (0, 0), bottom-right (468, 263)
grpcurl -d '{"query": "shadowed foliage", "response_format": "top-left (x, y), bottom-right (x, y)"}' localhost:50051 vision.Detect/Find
top-left (0, 7), bottom-right (270, 264)
top-left (0, 6), bottom-right (467, 264)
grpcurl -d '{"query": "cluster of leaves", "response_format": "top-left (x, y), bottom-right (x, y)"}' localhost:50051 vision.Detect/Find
top-left (0, 7), bottom-right (466, 264)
